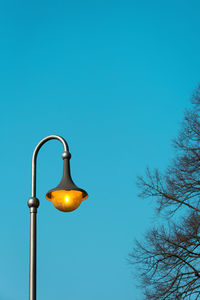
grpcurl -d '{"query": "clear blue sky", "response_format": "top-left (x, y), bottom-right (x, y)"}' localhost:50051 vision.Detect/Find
top-left (0, 1), bottom-right (200, 299)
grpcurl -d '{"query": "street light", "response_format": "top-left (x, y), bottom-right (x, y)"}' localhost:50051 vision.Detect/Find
top-left (27, 135), bottom-right (88, 300)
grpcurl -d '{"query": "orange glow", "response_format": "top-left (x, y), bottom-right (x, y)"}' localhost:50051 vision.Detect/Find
top-left (46, 190), bottom-right (88, 212)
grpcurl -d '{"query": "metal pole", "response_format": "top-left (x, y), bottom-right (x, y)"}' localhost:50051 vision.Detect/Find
top-left (28, 135), bottom-right (68, 300)
top-left (27, 200), bottom-right (39, 300)
top-left (29, 210), bottom-right (37, 300)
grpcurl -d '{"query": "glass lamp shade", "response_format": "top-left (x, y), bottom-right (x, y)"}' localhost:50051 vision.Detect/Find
top-left (45, 154), bottom-right (88, 212)
top-left (46, 189), bottom-right (88, 212)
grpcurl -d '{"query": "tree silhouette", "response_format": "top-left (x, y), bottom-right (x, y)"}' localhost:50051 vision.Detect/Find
top-left (130, 86), bottom-right (200, 299)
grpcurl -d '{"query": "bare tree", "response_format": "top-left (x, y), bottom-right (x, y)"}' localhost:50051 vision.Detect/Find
top-left (130, 86), bottom-right (200, 299)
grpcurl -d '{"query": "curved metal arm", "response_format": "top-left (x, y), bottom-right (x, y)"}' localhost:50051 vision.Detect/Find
top-left (31, 135), bottom-right (69, 197)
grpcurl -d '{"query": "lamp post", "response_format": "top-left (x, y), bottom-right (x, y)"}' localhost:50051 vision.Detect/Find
top-left (27, 135), bottom-right (88, 300)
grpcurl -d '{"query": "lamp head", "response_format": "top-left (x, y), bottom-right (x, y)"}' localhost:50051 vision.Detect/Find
top-left (45, 151), bottom-right (88, 212)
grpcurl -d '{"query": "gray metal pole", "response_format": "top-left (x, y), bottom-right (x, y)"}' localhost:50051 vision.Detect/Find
top-left (28, 135), bottom-right (68, 300)
top-left (29, 210), bottom-right (37, 300)
top-left (27, 200), bottom-right (39, 300)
